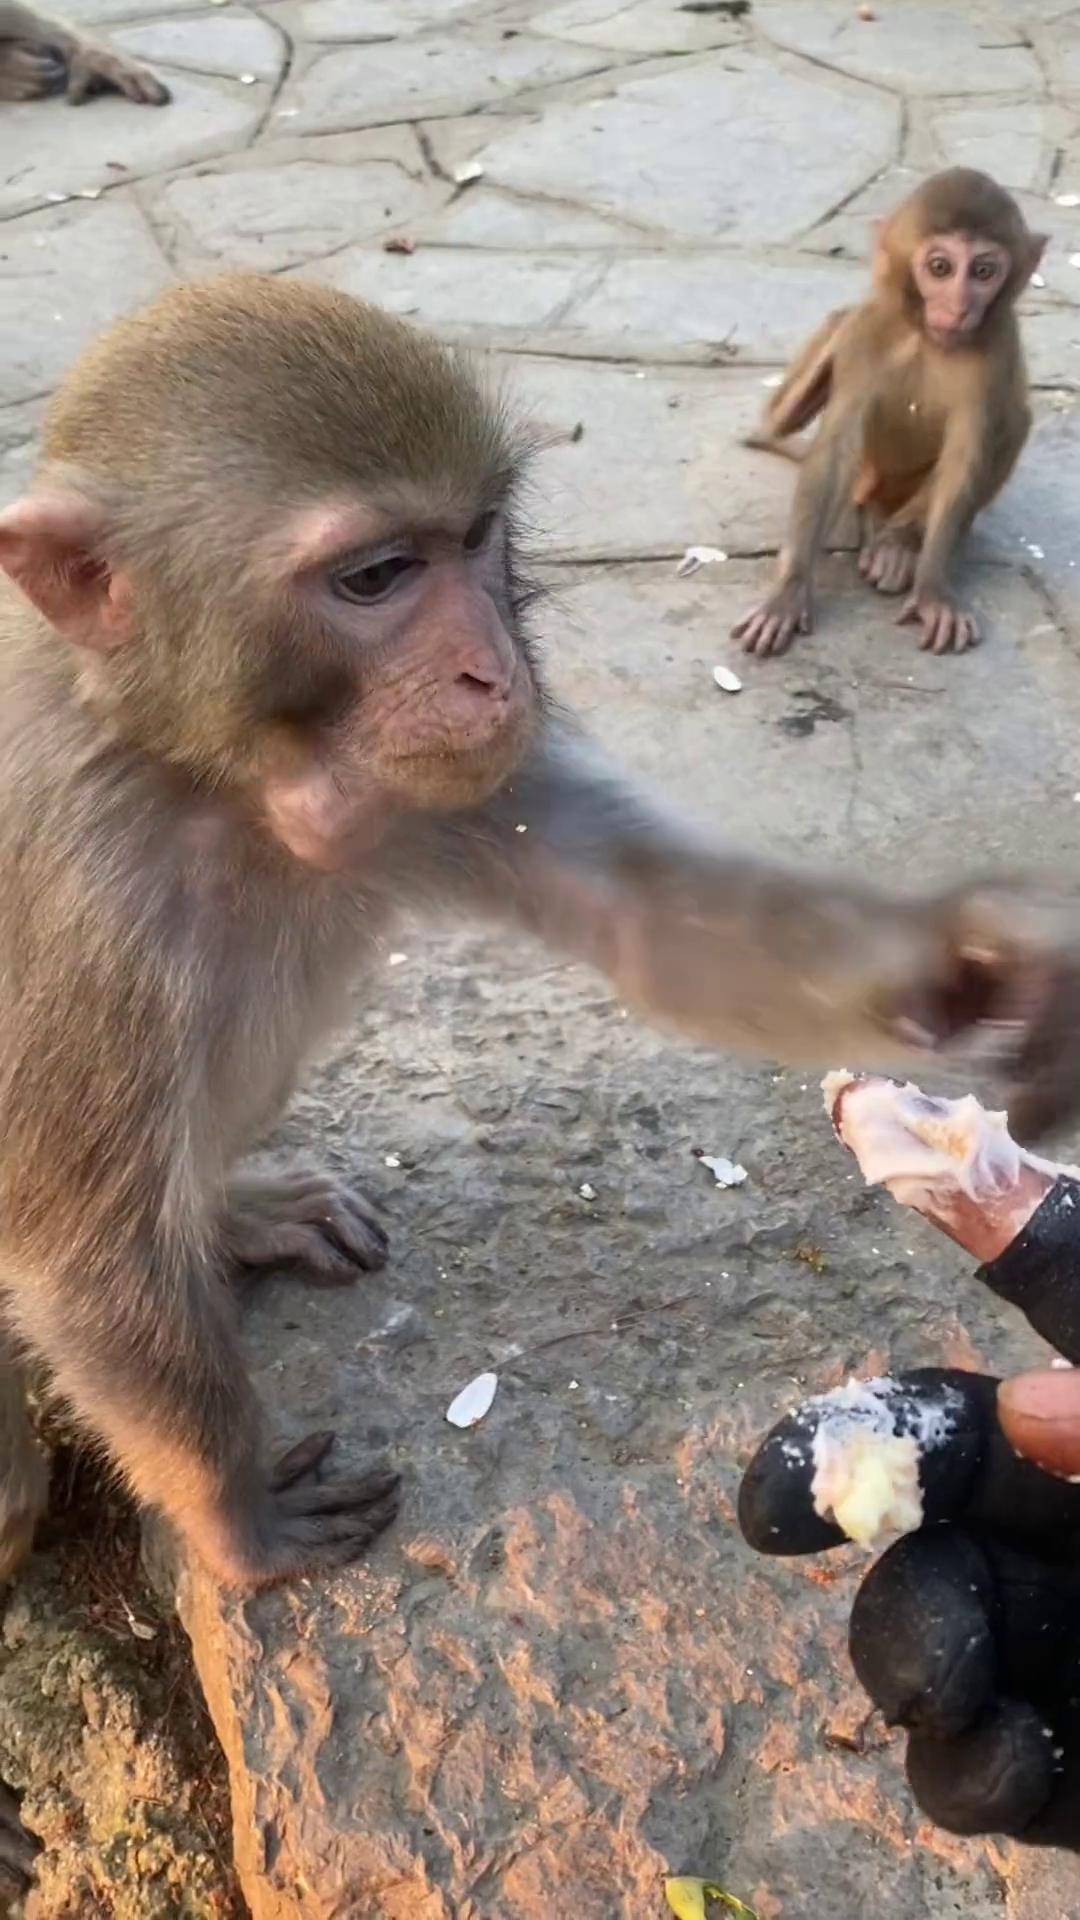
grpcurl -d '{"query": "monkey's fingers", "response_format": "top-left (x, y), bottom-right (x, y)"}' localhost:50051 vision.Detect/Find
top-left (275, 1467), bottom-right (400, 1517)
top-left (899, 595), bottom-right (980, 655)
top-left (732, 599), bottom-right (810, 657)
top-left (270, 1430), bottom-right (336, 1490)
top-left (66, 45), bottom-right (169, 104)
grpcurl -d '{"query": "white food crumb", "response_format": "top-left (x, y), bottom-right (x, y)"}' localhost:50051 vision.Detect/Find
top-left (807, 1375), bottom-right (959, 1551)
top-left (388, 952), bottom-right (407, 966)
top-left (1056, 193), bottom-right (1080, 207)
top-left (579, 1182), bottom-right (596, 1201)
top-left (699, 1154), bottom-right (747, 1188)
top-left (713, 664), bottom-right (742, 693)
top-left (384, 1153), bottom-right (401, 1168)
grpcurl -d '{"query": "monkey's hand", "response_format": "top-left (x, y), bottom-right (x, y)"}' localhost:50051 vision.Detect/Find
top-left (730, 580), bottom-right (813, 657)
top-left (923, 880), bottom-right (1080, 1142)
top-left (223, 1168), bottom-right (389, 1291)
top-left (898, 589), bottom-right (979, 654)
top-left (64, 34), bottom-right (169, 104)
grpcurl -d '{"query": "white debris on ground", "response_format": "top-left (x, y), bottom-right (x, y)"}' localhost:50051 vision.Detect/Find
top-left (446, 1371), bottom-right (498, 1428)
top-left (699, 1154), bottom-right (748, 1188)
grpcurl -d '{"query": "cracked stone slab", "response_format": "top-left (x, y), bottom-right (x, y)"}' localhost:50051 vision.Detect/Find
top-left (39, 0), bottom-right (205, 19)
top-left (529, 0), bottom-right (749, 54)
top-left (310, 245), bottom-right (599, 339)
top-left (279, 32), bottom-right (607, 135)
top-left (756, 3), bottom-right (1042, 97)
top-left (494, 357), bottom-right (814, 560)
top-left (289, 0), bottom-right (498, 41)
top-left (1019, 306), bottom-right (1080, 388)
top-left (918, 99), bottom-right (1059, 192)
top-left (151, 153), bottom-right (441, 269)
top-left (470, 52), bottom-right (901, 245)
top-left (0, 75), bottom-right (265, 219)
top-left (0, 399), bottom-right (46, 507)
top-left (111, 9), bottom-right (286, 82)
top-left (984, 395), bottom-right (1080, 627)
top-left (176, 551), bottom-right (1080, 1920)
top-left (312, 246), bottom-right (865, 364)
top-left (564, 253), bottom-right (865, 363)
top-left (1031, 11), bottom-right (1080, 93)
top-left (414, 183), bottom-right (644, 247)
top-left (0, 198), bottom-right (171, 407)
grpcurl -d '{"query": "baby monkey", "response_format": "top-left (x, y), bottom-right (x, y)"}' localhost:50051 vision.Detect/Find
top-left (733, 169), bottom-right (1046, 658)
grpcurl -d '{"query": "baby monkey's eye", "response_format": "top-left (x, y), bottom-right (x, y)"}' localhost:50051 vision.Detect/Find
top-left (333, 554), bottom-right (421, 604)
top-left (926, 255), bottom-right (952, 278)
top-left (971, 257), bottom-right (1000, 282)
top-left (463, 511), bottom-right (496, 554)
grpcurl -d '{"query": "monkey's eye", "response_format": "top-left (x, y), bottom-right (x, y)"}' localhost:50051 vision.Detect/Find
top-left (971, 257), bottom-right (1000, 282)
top-left (463, 511), bottom-right (496, 554)
top-left (926, 254), bottom-right (952, 279)
top-left (332, 553), bottom-right (421, 604)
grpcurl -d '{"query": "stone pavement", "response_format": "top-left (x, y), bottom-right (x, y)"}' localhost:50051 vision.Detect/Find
top-left (7, 2), bottom-right (1080, 1917)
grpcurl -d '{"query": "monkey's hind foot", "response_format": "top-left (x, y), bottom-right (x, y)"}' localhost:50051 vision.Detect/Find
top-left (858, 529), bottom-right (920, 596)
top-left (0, 1783), bottom-right (38, 1899)
top-left (224, 1168), bottom-right (389, 1289)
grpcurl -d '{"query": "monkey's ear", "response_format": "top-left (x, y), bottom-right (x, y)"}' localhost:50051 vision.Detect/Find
top-left (0, 492), bottom-right (134, 650)
top-left (1026, 232), bottom-right (1049, 279)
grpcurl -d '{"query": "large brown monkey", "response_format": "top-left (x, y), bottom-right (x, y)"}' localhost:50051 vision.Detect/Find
top-left (0, 273), bottom-right (1074, 1633)
top-left (733, 169), bottom-right (1045, 658)
top-left (0, 0), bottom-right (167, 104)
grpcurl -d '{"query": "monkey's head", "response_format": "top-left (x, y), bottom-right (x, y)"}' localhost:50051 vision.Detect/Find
top-left (874, 168), bottom-right (1047, 352)
top-left (0, 274), bottom-right (544, 868)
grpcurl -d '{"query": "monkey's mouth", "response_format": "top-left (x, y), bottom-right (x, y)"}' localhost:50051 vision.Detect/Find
top-left (925, 320), bottom-right (975, 350)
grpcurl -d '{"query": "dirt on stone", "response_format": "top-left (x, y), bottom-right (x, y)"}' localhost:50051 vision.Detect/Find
top-left (0, 1427), bottom-right (243, 1920)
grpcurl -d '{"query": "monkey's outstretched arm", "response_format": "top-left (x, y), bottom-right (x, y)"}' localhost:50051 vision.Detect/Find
top-left (428, 732), bottom-right (1047, 1068)
top-left (0, 0), bottom-right (168, 103)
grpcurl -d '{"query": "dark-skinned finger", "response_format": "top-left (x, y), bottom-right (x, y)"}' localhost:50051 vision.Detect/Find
top-left (906, 1699), bottom-right (1060, 1840)
top-left (849, 1528), bottom-right (997, 1736)
top-left (977, 1178), bottom-right (1080, 1365)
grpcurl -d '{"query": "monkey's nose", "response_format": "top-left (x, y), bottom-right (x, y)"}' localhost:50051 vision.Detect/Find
top-left (457, 667), bottom-right (503, 698)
